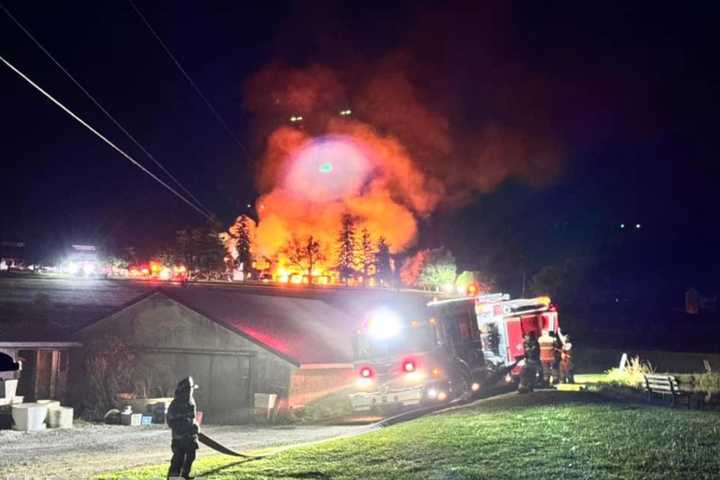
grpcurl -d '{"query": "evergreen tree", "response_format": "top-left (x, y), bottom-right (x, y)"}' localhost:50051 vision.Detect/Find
top-left (360, 228), bottom-right (375, 280)
top-left (230, 215), bottom-right (254, 273)
top-left (336, 213), bottom-right (357, 283)
top-left (375, 236), bottom-right (392, 286)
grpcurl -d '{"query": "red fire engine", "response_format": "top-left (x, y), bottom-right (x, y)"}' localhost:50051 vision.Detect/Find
top-left (349, 293), bottom-right (560, 412)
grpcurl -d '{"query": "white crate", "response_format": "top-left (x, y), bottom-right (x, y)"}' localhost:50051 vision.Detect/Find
top-left (121, 412), bottom-right (142, 426)
top-left (48, 406), bottom-right (74, 429)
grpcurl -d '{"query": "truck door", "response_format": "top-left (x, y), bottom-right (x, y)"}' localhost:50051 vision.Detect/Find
top-left (437, 302), bottom-right (484, 373)
top-left (505, 318), bottom-right (525, 362)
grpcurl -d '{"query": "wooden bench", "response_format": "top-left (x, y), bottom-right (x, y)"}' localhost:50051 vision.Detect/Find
top-left (643, 374), bottom-right (690, 408)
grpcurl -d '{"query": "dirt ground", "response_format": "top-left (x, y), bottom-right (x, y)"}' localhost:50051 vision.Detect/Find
top-left (0, 421), bottom-right (369, 479)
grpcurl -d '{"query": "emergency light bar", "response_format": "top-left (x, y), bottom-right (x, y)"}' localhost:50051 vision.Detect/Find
top-left (498, 296), bottom-right (552, 316)
top-left (427, 292), bottom-right (509, 307)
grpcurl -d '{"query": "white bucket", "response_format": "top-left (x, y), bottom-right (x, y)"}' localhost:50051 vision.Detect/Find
top-left (12, 403), bottom-right (49, 431)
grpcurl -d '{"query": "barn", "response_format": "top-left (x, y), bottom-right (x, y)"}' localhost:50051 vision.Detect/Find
top-left (76, 286), bottom-right (358, 423)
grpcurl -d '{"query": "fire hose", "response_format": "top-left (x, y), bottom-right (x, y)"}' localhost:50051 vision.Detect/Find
top-left (197, 432), bottom-right (264, 459)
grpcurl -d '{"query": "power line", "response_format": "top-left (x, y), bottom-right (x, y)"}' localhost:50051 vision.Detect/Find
top-left (0, 54), bottom-right (212, 220)
top-left (127, 0), bottom-right (251, 159)
top-left (1, 3), bottom-right (215, 219)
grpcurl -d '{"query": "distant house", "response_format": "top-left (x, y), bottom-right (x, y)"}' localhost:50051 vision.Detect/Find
top-left (0, 241), bottom-right (25, 270)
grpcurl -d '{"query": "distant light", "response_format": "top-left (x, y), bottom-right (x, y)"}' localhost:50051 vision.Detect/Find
top-left (82, 263), bottom-right (96, 276)
top-left (339, 109), bottom-right (352, 116)
top-left (246, 203), bottom-right (252, 209)
top-left (360, 366), bottom-right (374, 378)
top-left (427, 388), bottom-right (438, 399)
top-left (66, 261), bottom-right (80, 275)
top-left (635, 223), bottom-right (641, 229)
top-left (471, 382), bottom-right (480, 392)
top-left (318, 162), bottom-right (334, 174)
top-left (289, 115), bottom-right (303, 123)
top-left (159, 267), bottom-right (172, 281)
top-left (620, 224), bottom-right (625, 229)
top-left (437, 391), bottom-right (448, 401)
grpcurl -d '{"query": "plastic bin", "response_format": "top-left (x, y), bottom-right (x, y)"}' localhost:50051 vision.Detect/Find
top-left (121, 412), bottom-right (142, 426)
top-left (48, 407), bottom-right (74, 429)
top-left (12, 403), bottom-right (48, 431)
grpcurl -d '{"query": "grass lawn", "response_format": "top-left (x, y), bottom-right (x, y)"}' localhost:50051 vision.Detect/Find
top-left (101, 391), bottom-right (720, 480)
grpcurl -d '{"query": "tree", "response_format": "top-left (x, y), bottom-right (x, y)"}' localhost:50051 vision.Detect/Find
top-left (176, 226), bottom-right (227, 279)
top-left (155, 245), bottom-right (180, 266)
top-left (285, 235), bottom-right (325, 283)
top-left (176, 229), bottom-right (193, 267)
top-left (530, 258), bottom-right (590, 306)
top-left (336, 213), bottom-right (357, 283)
top-left (419, 248), bottom-right (457, 291)
top-left (224, 215), bottom-right (255, 273)
top-left (399, 249), bottom-right (430, 287)
top-left (359, 228), bottom-right (375, 280)
top-left (375, 237), bottom-right (393, 286)
top-left (196, 228), bottom-right (226, 279)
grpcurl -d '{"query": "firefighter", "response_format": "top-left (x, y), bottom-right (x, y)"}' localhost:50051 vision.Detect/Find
top-left (560, 334), bottom-right (575, 384)
top-left (551, 331), bottom-right (563, 384)
top-left (538, 331), bottom-right (555, 387)
top-left (167, 377), bottom-right (199, 480)
top-left (518, 331), bottom-right (541, 393)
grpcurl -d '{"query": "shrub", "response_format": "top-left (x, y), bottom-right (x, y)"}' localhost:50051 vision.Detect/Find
top-left (605, 356), bottom-right (654, 387)
top-left (80, 336), bottom-right (137, 420)
top-left (694, 372), bottom-right (720, 394)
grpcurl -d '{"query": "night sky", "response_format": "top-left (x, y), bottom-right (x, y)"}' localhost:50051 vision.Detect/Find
top-left (2, 2), bottom-right (718, 296)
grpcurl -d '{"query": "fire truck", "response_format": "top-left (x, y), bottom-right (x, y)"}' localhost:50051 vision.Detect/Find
top-left (349, 293), bottom-right (560, 412)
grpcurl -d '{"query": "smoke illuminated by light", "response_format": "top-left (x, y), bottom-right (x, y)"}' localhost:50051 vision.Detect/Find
top-left (283, 136), bottom-right (371, 202)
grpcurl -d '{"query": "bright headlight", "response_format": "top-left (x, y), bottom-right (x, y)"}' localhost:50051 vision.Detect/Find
top-left (367, 308), bottom-right (403, 339)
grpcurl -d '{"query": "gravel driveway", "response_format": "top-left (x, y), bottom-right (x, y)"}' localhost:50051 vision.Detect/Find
top-left (0, 422), bottom-right (369, 479)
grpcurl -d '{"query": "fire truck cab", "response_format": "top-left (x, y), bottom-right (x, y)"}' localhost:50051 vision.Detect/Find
top-left (349, 294), bottom-right (560, 412)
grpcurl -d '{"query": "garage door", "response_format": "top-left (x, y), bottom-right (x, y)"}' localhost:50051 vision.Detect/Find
top-left (139, 350), bottom-right (253, 424)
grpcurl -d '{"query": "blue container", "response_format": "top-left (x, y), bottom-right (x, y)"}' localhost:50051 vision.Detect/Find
top-left (141, 415), bottom-right (153, 426)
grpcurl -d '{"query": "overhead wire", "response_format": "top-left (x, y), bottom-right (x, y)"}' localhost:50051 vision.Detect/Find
top-left (1, 3), bottom-right (215, 219)
top-left (0, 54), bottom-right (212, 220)
top-left (127, 0), bottom-right (251, 160)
